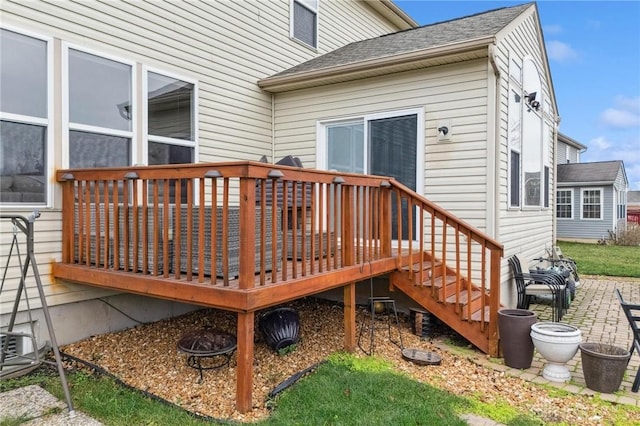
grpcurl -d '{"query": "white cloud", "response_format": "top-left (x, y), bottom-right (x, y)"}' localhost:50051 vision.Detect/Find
top-left (543, 24), bottom-right (563, 35)
top-left (599, 96), bottom-right (640, 128)
top-left (589, 136), bottom-right (612, 150)
top-left (546, 40), bottom-right (579, 63)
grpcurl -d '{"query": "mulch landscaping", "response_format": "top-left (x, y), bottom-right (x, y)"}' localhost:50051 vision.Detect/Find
top-left (61, 297), bottom-right (640, 424)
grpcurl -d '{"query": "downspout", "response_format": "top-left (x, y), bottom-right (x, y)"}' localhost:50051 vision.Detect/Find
top-left (551, 115), bottom-right (561, 258)
top-left (271, 94), bottom-right (276, 163)
top-left (488, 44), bottom-right (501, 241)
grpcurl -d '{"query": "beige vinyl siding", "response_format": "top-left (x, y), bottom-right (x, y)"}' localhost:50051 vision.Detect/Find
top-left (493, 9), bottom-right (556, 305)
top-left (273, 59), bottom-right (490, 229)
top-left (0, 0), bottom-right (402, 316)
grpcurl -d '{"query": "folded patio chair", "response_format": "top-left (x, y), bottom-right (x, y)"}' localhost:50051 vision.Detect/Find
top-left (615, 288), bottom-right (640, 392)
top-left (508, 255), bottom-right (567, 322)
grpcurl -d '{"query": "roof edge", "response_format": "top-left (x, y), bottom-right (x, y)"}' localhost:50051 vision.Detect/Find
top-left (259, 35), bottom-right (495, 92)
top-left (558, 133), bottom-right (587, 151)
top-left (367, 0), bottom-right (419, 30)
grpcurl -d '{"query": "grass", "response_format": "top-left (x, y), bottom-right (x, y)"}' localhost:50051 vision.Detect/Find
top-left (556, 241), bottom-right (640, 277)
top-left (1, 354), bottom-right (552, 426)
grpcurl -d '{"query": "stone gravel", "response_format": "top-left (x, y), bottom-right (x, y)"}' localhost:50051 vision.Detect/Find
top-left (60, 297), bottom-right (640, 425)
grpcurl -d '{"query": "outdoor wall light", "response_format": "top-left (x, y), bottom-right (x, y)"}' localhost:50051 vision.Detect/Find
top-left (525, 91), bottom-right (541, 112)
top-left (437, 120), bottom-right (452, 141)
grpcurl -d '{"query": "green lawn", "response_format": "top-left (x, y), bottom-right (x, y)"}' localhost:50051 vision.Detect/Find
top-left (557, 241), bottom-right (640, 278)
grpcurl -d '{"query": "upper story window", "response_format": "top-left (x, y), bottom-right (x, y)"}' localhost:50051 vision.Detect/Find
top-left (0, 28), bottom-right (50, 206)
top-left (66, 47), bottom-right (134, 168)
top-left (581, 188), bottom-right (602, 220)
top-left (291, 0), bottom-right (318, 48)
top-left (556, 189), bottom-right (573, 219)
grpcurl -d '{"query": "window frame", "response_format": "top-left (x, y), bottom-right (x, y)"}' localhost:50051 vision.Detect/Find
top-left (317, 108), bottom-right (425, 245)
top-left (0, 26), bottom-right (54, 208)
top-left (62, 42), bottom-right (137, 168)
top-left (290, 0), bottom-right (319, 49)
top-left (556, 188), bottom-right (573, 220)
top-left (142, 66), bottom-right (199, 165)
top-left (581, 188), bottom-right (603, 220)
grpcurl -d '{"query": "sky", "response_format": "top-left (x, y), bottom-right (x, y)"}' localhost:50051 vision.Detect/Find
top-left (395, 0), bottom-right (640, 190)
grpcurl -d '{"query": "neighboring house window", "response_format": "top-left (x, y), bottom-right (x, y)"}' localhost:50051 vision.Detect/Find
top-left (616, 190), bottom-right (626, 219)
top-left (581, 189), bottom-right (602, 220)
top-left (556, 189), bottom-right (572, 219)
top-left (0, 28), bottom-right (50, 206)
top-left (291, 0), bottom-right (318, 48)
top-left (66, 47), bottom-right (134, 168)
top-left (321, 109), bottom-right (422, 240)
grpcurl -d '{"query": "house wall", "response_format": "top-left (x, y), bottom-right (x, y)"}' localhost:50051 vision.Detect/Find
top-left (492, 8), bottom-right (557, 306)
top-left (557, 140), bottom-right (580, 164)
top-left (557, 185), bottom-right (615, 241)
top-left (272, 59), bottom-right (491, 229)
top-left (0, 0), bottom-right (402, 344)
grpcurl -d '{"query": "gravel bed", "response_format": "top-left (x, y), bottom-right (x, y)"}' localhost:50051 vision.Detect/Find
top-left (61, 298), bottom-right (639, 424)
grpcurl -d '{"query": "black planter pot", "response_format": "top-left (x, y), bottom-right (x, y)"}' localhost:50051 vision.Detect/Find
top-left (498, 308), bottom-right (537, 369)
top-left (259, 307), bottom-right (300, 351)
top-left (579, 342), bottom-right (631, 393)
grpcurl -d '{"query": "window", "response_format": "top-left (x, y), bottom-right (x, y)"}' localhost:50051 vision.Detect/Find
top-left (291, 0), bottom-right (318, 48)
top-left (0, 28), bottom-right (50, 205)
top-left (544, 166), bottom-right (550, 208)
top-left (146, 70), bottom-right (196, 204)
top-left (581, 189), bottom-right (602, 220)
top-left (146, 71), bottom-right (196, 166)
top-left (556, 189), bottom-right (572, 219)
top-left (66, 47), bottom-right (133, 168)
top-left (509, 151), bottom-right (520, 207)
top-left (322, 109), bottom-right (422, 240)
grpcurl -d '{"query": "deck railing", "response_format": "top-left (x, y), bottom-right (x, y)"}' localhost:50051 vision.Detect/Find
top-left (56, 161), bottom-right (502, 321)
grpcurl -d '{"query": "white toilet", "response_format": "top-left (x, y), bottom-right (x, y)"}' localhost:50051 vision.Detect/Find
top-left (530, 322), bottom-right (582, 382)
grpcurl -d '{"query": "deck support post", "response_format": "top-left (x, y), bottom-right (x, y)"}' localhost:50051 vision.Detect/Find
top-left (236, 311), bottom-right (255, 413)
top-left (344, 282), bottom-right (356, 351)
top-left (488, 250), bottom-right (502, 357)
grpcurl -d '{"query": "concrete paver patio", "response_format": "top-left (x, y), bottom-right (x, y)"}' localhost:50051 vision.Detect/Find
top-left (493, 275), bottom-right (640, 406)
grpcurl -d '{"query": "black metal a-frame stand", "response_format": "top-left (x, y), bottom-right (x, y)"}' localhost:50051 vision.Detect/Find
top-left (0, 211), bottom-right (73, 414)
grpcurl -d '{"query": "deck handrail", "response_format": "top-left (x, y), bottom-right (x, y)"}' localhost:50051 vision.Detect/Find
top-left (57, 161), bottom-right (502, 329)
top-left (386, 179), bottom-right (503, 351)
top-left (57, 162), bottom-right (398, 289)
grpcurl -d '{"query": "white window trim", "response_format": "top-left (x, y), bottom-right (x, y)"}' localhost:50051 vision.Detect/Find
top-left (0, 26), bottom-right (54, 209)
top-left (580, 187), bottom-right (603, 221)
top-left (290, 0), bottom-right (319, 50)
top-left (62, 42), bottom-right (137, 168)
top-left (556, 188), bottom-right (573, 220)
top-left (317, 108), bottom-right (425, 199)
top-left (142, 66), bottom-right (199, 165)
top-left (317, 108), bottom-right (425, 247)
top-left (521, 55), bottom-right (544, 210)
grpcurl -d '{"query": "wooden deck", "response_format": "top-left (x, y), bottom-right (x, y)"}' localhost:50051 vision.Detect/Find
top-left (54, 161), bottom-right (503, 412)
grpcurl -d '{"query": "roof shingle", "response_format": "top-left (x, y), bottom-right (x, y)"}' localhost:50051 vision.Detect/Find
top-left (273, 3), bottom-right (533, 77)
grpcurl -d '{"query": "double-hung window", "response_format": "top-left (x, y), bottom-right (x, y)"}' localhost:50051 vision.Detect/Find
top-left (66, 47), bottom-right (134, 168)
top-left (0, 28), bottom-right (51, 206)
top-left (291, 0), bottom-right (318, 48)
top-left (556, 189), bottom-right (573, 219)
top-left (581, 189), bottom-right (602, 220)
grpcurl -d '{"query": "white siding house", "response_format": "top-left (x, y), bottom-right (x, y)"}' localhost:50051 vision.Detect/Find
top-left (1, 1), bottom-right (560, 347)
top-left (0, 0), bottom-right (414, 344)
top-left (260, 3), bottom-right (559, 307)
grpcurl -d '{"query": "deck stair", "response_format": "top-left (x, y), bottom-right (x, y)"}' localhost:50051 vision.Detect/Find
top-left (390, 253), bottom-right (494, 354)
